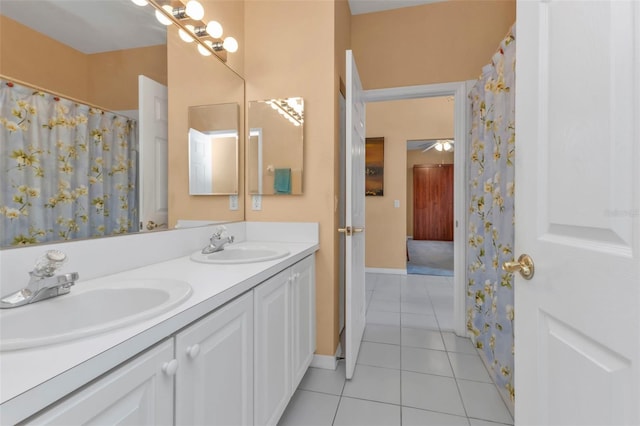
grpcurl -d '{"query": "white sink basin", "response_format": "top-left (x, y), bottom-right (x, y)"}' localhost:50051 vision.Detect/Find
top-left (190, 242), bottom-right (290, 264)
top-left (0, 279), bottom-right (192, 351)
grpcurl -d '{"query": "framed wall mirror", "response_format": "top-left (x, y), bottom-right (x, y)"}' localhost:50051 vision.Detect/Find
top-left (247, 98), bottom-right (304, 195)
top-left (188, 103), bottom-right (239, 195)
top-left (0, 0), bottom-right (245, 248)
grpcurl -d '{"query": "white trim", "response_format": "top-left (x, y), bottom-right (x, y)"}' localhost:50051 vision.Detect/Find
top-left (310, 343), bottom-right (342, 370)
top-left (365, 267), bottom-right (407, 275)
top-left (364, 81), bottom-right (470, 337)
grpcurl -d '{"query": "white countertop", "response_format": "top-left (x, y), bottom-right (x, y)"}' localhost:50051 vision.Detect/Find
top-left (0, 235), bottom-right (318, 424)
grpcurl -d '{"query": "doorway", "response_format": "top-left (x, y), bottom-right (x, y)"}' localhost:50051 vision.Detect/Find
top-left (363, 81), bottom-right (471, 336)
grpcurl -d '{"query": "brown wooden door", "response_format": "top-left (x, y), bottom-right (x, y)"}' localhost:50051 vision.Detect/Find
top-left (413, 164), bottom-right (453, 241)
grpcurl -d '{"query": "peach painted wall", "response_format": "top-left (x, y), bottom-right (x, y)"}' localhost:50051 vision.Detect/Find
top-left (244, 0), bottom-right (351, 357)
top-left (351, 0), bottom-right (515, 89)
top-left (0, 15), bottom-right (166, 111)
top-left (167, 25), bottom-right (245, 226)
top-left (365, 97), bottom-right (454, 269)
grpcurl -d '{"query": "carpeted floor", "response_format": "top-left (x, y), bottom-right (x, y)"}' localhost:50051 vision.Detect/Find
top-left (407, 239), bottom-right (454, 276)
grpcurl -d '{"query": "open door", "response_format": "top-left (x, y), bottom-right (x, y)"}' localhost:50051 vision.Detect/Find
top-left (514, 1), bottom-right (640, 424)
top-left (138, 75), bottom-right (168, 231)
top-left (342, 50), bottom-right (366, 380)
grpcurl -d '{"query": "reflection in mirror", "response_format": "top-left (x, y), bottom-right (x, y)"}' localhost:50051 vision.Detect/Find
top-left (188, 103), bottom-right (239, 195)
top-left (248, 98), bottom-right (304, 195)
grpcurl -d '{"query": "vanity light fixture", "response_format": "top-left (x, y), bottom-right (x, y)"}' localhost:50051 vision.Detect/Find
top-left (135, 0), bottom-right (239, 62)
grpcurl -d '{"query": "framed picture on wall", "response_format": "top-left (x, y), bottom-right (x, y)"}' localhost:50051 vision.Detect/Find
top-left (365, 137), bottom-right (384, 196)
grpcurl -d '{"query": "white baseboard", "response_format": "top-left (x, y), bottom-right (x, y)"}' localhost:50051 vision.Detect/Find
top-left (310, 343), bottom-right (342, 370)
top-left (365, 267), bottom-right (407, 275)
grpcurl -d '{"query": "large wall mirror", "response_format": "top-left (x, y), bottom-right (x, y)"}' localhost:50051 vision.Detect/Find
top-left (0, 0), bottom-right (245, 248)
top-left (188, 103), bottom-right (239, 195)
top-left (248, 98), bottom-right (304, 195)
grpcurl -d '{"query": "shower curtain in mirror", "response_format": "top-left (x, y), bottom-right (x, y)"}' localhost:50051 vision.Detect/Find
top-left (466, 29), bottom-right (515, 403)
top-left (0, 79), bottom-right (139, 246)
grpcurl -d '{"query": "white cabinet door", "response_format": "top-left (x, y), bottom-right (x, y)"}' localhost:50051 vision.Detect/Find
top-left (254, 269), bottom-right (291, 426)
top-left (291, 255), bottom-right (316, 390)
top-left (27, 340), bottom-right (174, 425)
top-left (175, 291), bottom-right (254, 426)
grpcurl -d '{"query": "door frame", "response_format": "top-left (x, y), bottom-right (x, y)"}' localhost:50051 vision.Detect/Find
top-left (364, 81), bottom-right (472, 336)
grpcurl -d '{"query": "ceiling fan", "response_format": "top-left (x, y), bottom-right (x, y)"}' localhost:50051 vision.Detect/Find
top-left (420, 139), bottom-right (454, 152)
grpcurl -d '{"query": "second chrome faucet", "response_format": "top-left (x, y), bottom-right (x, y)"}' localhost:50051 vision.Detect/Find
top-left (201, 226), bottom-right (235, 254)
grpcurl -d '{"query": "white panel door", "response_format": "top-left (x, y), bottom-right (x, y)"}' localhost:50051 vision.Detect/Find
top-left (515, 1), bottom-right (640, 424)
top-left (344, 50), bottom-right (366, 380)
top-left (27, 340), bottom-right (174, 425)
top-left (291, 255), bottom-right (316, 389)
top-left (254, 269), bottom-right (291, 426)
top-left (139, 75), bottom-right (168, 231)
top-left (175, 291), bottom-right (253, 426)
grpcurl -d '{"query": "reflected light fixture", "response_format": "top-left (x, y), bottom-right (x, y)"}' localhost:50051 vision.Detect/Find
top-left (212, 37), bottom-right (239, 53)
top-left (266, 99), bottom-right (304, 127)
top-left (179, 24), bottom-right (195, 43)
top-left (154, 5), bottom-right (173, 25)
top-left (131, 0), bottom-right (148, 6)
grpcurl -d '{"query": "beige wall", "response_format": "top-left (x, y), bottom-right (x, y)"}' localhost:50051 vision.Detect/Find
top-left (365, 97), bottom-right (454, 268)
top-left (0, 15), bottom-right (166, 111)
top-left (351, 0), bottom-right (515, 89)
top-left (244, 0), bottom-right (351, 357)
top-left (167, 24), bottom-right (245, 226)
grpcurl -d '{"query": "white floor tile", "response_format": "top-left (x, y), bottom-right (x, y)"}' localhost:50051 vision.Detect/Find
top-left (402, 406), bottom-right (470, 426)
top-left (457, 380), bottom-right (513, 424)
top-left (401, 300), bottom-right (434, 315)
top-left (368, 298), bottom-right (401, 313)
top-left (356, 341), bottom-right (400, 370)
top-left (366, 310), bottom-right (401, 327)
top-left (333, 397), bottom-right (401, 426)
top-left (363, 324), bottom-right (401, 345)
top-left (277, 389), bottom-right (340, 426)
top-left (468, 419), bottom-right (513, 426)
top-left (448, 352), bottom-right (492, 383)
top-left (442, 332), bottom-right (479, 354)
top-left (401, 327), bottom-right (445, 350)
top-left (401, 371), bottom-right (466, 417)
top-left (342, 364), bottom-right (400, 405)
top-left (401, 312), bottom-right (439, 330)
top-left (298, 362), bottom-right (346, 396)
top-left (401, 346), bottom-right (453, 377)
top-left (435, 311), bottom-right (455, 331)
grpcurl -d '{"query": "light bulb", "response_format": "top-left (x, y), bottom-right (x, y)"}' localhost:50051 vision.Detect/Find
top-left (131, 0), bottom-right (148, 6)
top-left (206, 21), bottom-right (223, 38)
top-left (155, 5), bottom-right (173, 25)
top-left (443, 141), bottom-right (452, 151)
top-left (185, 0), bottom-right (204, 20)
top-left (179, 25), bottom-right (195, 43)
top-left (197, 40), bottom-right (212, 56)
top-left (222, 36), bottom-right (238, 53)
top-left (435, 143), bottom-right (443, 152)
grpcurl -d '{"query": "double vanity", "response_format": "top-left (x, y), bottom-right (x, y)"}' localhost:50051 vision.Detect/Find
top-left (0, 222), bottom-right (319, 425)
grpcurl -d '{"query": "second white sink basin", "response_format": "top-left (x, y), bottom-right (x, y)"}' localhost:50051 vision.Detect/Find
top-left (0, 279), bottom-right (192, 351)
top-left (190, 242), bottom-right (290, 264)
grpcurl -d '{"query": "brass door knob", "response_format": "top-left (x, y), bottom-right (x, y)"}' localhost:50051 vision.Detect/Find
top-left (503, 254), bottom-right (535, 280)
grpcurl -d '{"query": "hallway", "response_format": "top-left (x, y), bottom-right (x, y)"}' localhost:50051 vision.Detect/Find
top-left (278, 273), bottom-right (514, 425)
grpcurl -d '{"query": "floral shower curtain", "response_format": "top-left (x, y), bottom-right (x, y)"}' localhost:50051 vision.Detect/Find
top-left (466, 29), bottom-right (516, 402)
top-left (0, 79), bottom-right (139, 246)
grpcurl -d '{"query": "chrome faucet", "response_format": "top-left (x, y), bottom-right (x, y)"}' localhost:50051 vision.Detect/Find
top-left (201, 226), bottom-right (235, 254)
top-left (0, 250), bottom-right (79, 309)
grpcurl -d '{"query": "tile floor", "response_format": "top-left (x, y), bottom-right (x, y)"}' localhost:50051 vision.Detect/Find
top-left (278, 273), bottom-right (514, 426)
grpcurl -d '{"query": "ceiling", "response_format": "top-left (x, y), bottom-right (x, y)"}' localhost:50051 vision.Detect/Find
top-left (1, 0), bottom-right (446, 54)
top-left (348, 0), bottom-right (446, 15)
